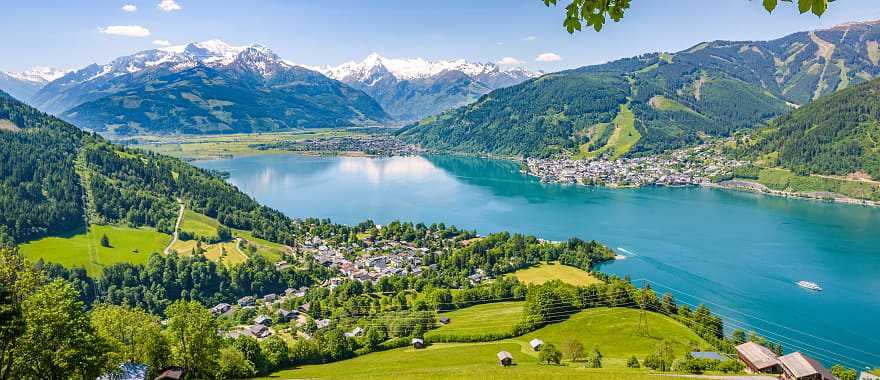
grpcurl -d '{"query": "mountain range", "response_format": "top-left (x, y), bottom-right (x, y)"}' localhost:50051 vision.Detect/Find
top-left (315, 53), bottom-right (540, 120)
top-left (0, 42), bottom-right (538, 136)
top-left (399, 20), bottom-right (880, 158)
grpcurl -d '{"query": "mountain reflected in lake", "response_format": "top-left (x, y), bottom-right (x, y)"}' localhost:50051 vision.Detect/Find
top-left (195, 153), bottom-right (880, 367)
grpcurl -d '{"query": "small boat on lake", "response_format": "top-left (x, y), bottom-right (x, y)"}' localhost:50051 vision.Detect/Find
top-left (797, 281), bottom-right (822, 291)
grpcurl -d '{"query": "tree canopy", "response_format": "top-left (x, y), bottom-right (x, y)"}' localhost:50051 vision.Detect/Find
top-left (542, 0), bottom-right (833, 33)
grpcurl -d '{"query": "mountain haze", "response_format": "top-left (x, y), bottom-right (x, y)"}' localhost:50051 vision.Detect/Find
top-left (399, 20), bottom-right (880, 158)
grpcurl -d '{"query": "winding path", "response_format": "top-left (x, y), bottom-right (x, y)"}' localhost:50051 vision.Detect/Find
top-left (163, 199), bottom-right (184, 255)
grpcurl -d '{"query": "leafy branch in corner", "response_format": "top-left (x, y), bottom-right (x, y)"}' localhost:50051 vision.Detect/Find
top-left (543, 0), bottom-right (834, 33)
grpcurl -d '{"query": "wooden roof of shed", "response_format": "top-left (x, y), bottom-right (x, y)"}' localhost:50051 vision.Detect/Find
top-left (735, 342), bottom-right (780, 369)
top-left (779, 352), bottom-right (832, 379)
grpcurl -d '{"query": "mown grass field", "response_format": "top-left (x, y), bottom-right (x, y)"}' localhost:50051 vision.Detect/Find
top-left (270, 307), bottom-right (709, 380)
top-left (180, 209), bottom-right (220, 238)
top-left (20, 224), bottom-right (169, 276)
top-left (426, 302), bottom-right (525, 340)
top-left (509, 262), bottom-right (601, 287)
top-left (136, 129), bottom-right (366, 160)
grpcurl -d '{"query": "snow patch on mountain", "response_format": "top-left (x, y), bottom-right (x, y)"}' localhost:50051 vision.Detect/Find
top-left (3, 67), bottom-right (73, 84)
top-left (316, 53), bottom-right (541, 83)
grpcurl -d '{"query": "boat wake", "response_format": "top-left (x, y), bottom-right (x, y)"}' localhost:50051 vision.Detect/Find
top-left (616, 247), bottom-right (638, 257)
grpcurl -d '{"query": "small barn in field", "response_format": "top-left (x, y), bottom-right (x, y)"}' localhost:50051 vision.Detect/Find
top-left (778, 352), bottom-right (835, 380)
top-left (439, 316), bottom-right (450, 324)
top-left (497, 351), bottom-right (513, 366)
top-left (412, 338), bottom-right (425, 349)
top-left (529, 338), bottom-right (544, 351)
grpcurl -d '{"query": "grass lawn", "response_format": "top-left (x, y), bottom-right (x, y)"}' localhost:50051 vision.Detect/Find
top-left (509, 262), bottom-right (602, 287)
top-left (751, 168), bottom-right (880, 201)
top-left (203, 241), bottom-right (248, 266)
top-left (20, 224), bottom-right (169, 276)
top-left (180, 209), bottom-right (220, 238)
top-left (426, 301), bottom-right (525, 340)
top-left (269, 307), bottom-right (709, 380)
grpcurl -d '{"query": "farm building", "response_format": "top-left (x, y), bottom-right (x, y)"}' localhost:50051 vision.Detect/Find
top-left (255, 314), bottom-right (272, 326)
top-left (778, 352), bottom-right (835, 380)
top-left (529, 338), bottom-right (544, 351)
top-left (439, 316), bottom-right (450, 324)
top-left (264, 293), bottom-right (277, 303)
top-left (209, 303), bottom-right (230, 316)
top-left (860, 372), bottom-right (880, 380)
top-left (248, 324), bottom-right (271, 339)
top-left (237, 296), bottom-right (255, 307)
top-left (412, 338), bottom-right (425, 349)
top-left (735, 342), bottom-right (782, 374)
top-left (278, 309), bottom-right (297, 322)
top-left (344, 327), bottom-right (364, 338)
top-left (497, 351), bottom-right (513, 366)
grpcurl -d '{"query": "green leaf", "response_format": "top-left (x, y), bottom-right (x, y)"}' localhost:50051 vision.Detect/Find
top-left (811, 0), bottom-right (827, 16)
top-left (763, 0), bottom-right (778, 13)
top-left (798, 0), bottom-right (812, 14)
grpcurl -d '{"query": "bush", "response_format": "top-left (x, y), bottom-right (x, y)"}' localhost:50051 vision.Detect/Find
top-left (539, 343), bottom-right (562, 365)
top-left (717, 359), bottom-right (745, 373)
top-left (626, 355), bottom-right (640, 368)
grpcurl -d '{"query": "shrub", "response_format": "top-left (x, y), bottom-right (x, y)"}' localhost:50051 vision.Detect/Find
top-left (626, 355), bottom-right (640, 368)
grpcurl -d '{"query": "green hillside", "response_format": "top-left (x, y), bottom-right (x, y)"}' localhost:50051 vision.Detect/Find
top-left (270, 307), bottom-right (708, 380)
top-left (747, 77), bottom-right (880, 179)
top-left (0, 89), bottom-right (296, 250)
top-left (399, 22), bottom-right (880, 158)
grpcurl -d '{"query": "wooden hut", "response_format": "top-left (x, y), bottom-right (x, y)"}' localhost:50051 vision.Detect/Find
top-left (529, 338), bottom-right (544, 351)
top-left (497, 351), bottom-right (513, 366)
top-left (412, 338), bottom-right (425, 349)
top-left (778, 352), bottom-right (835, 380)
top-left (735, 342), bottom-right (782, 374)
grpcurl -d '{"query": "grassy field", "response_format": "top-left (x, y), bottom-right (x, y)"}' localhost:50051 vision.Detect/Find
top-left (749, 167), bottom-right (880, 201)
top-left (579, 104), bottom-right (640, 160)
top-left (509, 262), bottom-right (602, 287)
top-left (203, 241), bottom-right (248, 266)
top-left (648, 95), bottom-right (704, 117)
top-left (179, 209), bottom-right (220, 238)
top-left (426, 302), bottom-right (525, 340)
top-left (135, 129), bottom-right (365, 160)
top-left (20, 224), bottom-right (169, 276)
top-left (269, 307), bottom-right (709, 380)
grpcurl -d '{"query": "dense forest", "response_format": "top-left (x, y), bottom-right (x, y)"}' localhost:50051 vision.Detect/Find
top-left (0, 90), bottom-right (297, 245)
top-left (746, 77), bottom-right (880, 179)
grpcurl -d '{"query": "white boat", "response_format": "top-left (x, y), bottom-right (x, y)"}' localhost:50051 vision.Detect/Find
top-left (797, 281), bottom-right (822, 291)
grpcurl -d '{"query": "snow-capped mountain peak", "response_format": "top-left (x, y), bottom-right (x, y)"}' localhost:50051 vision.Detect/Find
top-left (4, 67), bottom-right (73, 84)
top-left (317, 53), bottom-right (540, 84)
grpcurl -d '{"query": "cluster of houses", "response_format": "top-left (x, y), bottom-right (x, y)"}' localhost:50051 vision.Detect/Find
top-left (735, 341), bottom-right (839, 380)
top-left (524, 143), bottom-right (747, 187)
top-left (213, 286), bottom-right (316, 340)
top-left (308, 235), bottom-right (436, 284)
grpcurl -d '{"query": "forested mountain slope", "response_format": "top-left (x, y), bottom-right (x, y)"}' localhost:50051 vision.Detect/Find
top-left (399, 20), bottom-right (880, 157)
top-left (747, 77), bottom-right (880, 179)
top-left (0, 90), bottom-right (295, 245)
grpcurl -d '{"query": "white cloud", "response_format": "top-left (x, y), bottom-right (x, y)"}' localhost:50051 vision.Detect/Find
top-left (497, 57), bottom-right (523, 65)
top-left (158, 0), bottom-right (182, 11)
top-left (152, 39), bottom-right (172, 46)
top-left (535, 52), bottom-right (562, 62)
top-left (122, 4), bottom-right (137, 12)
top-left (99, 25), bottom-right (151, 37)
top-left (523, 36), bottom-right (537, 41)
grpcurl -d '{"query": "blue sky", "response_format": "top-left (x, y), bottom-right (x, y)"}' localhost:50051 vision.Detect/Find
top-left (3, 0), bottom-right (880, 73)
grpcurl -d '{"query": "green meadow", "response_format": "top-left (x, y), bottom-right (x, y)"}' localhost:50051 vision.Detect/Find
top-left (20, 224), bottom-right (169, 276)
top-left (270, 306), bottom-right (709, 380)
top-left (426, 301), bottom-right (525, 340)
top-left (509, 262), bottom-right (602, 287)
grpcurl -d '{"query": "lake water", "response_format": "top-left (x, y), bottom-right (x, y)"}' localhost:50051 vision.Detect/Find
top-left (195, 154), bottom-right (880, 368)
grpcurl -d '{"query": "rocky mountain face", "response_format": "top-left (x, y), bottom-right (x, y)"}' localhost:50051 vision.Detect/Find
top-left (399, 20), bottom-right (880, 158)
top-left (317, 53), bottom-right (540, 120)
top-left (29, 40), bottom-right (389, 135)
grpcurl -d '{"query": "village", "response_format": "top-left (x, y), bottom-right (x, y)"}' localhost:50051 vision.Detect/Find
top-left (253, 134), bottom-right (422, 157)
top-left (523, 143), bottom-right (749, 188)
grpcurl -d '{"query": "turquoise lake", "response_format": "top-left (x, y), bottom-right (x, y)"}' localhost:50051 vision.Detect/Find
top-left (195, 154), bottom-right (880, 368)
